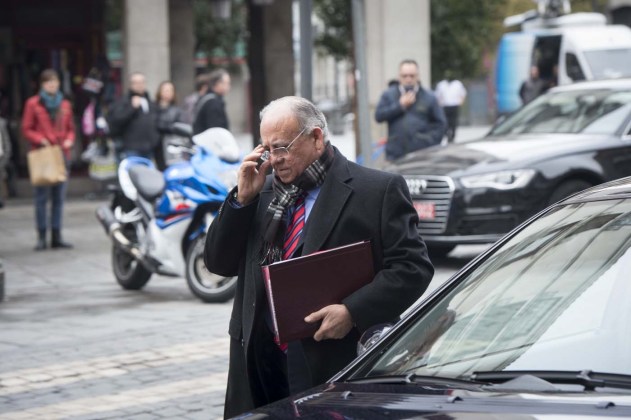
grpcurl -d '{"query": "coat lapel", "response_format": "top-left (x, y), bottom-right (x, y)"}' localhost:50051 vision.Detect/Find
top-left (302, 149), bottom-right (353, 254)
top-left (257, 186), bottom-right (275, 227)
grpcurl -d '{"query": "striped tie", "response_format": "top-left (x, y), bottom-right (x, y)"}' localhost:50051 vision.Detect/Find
top-left (282, 194), bottom-right (306, 260)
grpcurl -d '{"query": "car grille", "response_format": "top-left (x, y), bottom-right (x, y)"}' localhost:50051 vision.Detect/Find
top-left (404, 175), bottom-right (454, 235)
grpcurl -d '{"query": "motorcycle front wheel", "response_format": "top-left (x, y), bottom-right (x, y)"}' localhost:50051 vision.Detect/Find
top-left (112, 245), bottom-right (152, 290)
top-left (185, 234), bottom-right (237, 303)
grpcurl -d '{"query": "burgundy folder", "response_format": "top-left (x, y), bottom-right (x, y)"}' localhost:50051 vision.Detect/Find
top-left (262, 241), bottom-right (374, 343)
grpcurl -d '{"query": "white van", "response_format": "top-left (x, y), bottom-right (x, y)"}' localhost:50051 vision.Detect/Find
top-left (495, 11), bottom-right (631, 114)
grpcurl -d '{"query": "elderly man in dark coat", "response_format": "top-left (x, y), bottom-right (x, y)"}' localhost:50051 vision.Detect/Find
top-left (205, 96), bottom-right (434, 418)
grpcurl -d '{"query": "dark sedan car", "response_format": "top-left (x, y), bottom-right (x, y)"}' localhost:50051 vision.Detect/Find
top-left (389, 79), bottom-right (631, 257)
top-left (236, 176), bottom-right (631, 419)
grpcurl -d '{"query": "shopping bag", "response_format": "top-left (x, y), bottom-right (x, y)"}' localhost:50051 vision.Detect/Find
top-left (27, 145), bottom-right (67, 186)
top-left (88, 140), bottom-right (117, 181)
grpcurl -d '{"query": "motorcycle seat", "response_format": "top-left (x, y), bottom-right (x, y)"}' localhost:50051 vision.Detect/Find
top-left (128, 165), bottom-right (166, 202)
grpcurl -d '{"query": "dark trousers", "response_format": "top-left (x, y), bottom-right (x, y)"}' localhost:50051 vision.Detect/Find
top-left (34, 181), bottom-right (67, 230)
top-left (443, 105), bottom-right (460, 143)
top-left (153, 138), bottom-right (166, 171)
top-left (251, 321), bottom-right (290, 406)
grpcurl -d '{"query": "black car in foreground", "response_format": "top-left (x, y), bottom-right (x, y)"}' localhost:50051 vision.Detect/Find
top-left (236, 176), bottom-right (631, 419)
top-left (389, 79), bottom-right (631, 257)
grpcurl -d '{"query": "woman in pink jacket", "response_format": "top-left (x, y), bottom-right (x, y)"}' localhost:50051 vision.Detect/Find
top-left (21, 69), bottom-right (75, 251)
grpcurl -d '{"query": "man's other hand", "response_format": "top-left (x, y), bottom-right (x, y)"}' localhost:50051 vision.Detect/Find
top-left (305, 304), bottom-right (353, 341)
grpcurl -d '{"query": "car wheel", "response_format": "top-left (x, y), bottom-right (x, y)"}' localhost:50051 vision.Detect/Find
top-left (548, 180), bottom-right (592, 206)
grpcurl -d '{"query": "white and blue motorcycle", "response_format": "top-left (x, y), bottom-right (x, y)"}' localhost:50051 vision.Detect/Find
top-left (96, 125), bottom-right (240, 303)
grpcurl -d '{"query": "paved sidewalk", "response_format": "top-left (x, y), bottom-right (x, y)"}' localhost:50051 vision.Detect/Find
top-left (0, 199), bottom-right (231, 419)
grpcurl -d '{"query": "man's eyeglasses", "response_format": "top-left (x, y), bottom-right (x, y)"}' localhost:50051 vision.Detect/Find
top-left (261, 127), bottom-right (308, 160)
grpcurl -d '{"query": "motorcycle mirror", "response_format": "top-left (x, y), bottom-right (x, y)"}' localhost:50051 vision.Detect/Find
top-left (357, 323), bottom-right (393, 357)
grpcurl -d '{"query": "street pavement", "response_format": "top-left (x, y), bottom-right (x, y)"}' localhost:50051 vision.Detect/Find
top-left (0, 198), bottom-right (232, 419)
top-left (0, 125), bottom-right (489, 419)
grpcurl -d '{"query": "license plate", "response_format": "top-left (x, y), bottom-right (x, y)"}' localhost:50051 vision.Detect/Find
top-left (414, 201), bottom-right (435, 220)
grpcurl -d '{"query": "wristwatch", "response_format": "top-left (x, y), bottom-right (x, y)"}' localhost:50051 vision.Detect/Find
top-left (229, 189), bottom-right (244, 209)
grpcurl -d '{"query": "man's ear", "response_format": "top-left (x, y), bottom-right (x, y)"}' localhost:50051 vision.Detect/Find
top-left (313, 127), bottom-right (325, 151)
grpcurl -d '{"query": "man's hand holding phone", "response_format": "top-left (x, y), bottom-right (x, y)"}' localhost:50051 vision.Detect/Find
top-left (236, 145), bottom-right (271, 206)
top-left (131, 95), bottom-right (142, 109)
top-left (399, 90), bottom-right (416, 109)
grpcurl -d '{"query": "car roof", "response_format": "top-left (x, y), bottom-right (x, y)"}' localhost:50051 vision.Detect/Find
top-left (562, 176), bottom-right (631, 204)
top-left (551, 78), bottom-right (631, 93)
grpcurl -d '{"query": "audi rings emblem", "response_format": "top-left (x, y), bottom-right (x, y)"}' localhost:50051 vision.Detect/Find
top-left (406, 178), bottom-right (428, 196)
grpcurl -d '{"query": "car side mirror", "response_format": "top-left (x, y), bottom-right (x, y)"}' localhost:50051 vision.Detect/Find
top-left (357, 323), bottom-right (393, 356)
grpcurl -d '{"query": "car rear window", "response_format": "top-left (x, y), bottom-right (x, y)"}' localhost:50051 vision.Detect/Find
top-left (490, 89), bottom-right (631, 136)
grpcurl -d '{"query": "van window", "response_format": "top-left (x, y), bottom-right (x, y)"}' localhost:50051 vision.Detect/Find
top-left (584, 48), bottom-right (631, 79)
top-left (565, 53), bottom-right (585, 82)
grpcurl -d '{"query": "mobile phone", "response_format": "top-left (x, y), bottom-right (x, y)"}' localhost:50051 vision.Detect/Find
top-left (257, 150), bottom-right (270, 169)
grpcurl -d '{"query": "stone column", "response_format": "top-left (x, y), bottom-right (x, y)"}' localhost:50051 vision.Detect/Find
top-left (263, 0), bottom-right (295, 102)
top-left (123, 0), bottom-right (170, 95)
top-left (247, 0), bottom-right (295, 144)
top-left (169, 0), bottom-right (195, 98)
top-left (365, 0), bottom-right (431, 141)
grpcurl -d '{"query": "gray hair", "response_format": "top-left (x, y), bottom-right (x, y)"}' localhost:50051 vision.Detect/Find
top-left (208, 68), bottom-right (229, 88)
top-left (260, 96), bottom-right (329, 140)
top-left (399, 59), bottom-right (418, 69)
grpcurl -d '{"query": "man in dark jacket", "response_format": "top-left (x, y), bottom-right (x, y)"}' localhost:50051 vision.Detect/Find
top-left (192, 68), bottom-right (231, 135)
top-left (375, 59), bottom-right (446, 161)
top-left (106, 72), bottom-right (159, 159)
top-left (519, 65), bottom-right (547, 105)
top-left (204, 96), bottom-right (434, 418)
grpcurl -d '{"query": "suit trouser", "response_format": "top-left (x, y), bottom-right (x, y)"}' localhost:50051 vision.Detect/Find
top-left (252, 318), bottom-right (290, 406)
top-left (252, 318), bottom-right (315, 401)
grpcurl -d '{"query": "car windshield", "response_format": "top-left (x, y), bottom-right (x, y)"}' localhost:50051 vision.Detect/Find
top-left (489, 89), bottom-right (631, 136)
top-left (584, 49), bottom-right (631, 79)
top-left (354, 198), bottom-right (631, 381)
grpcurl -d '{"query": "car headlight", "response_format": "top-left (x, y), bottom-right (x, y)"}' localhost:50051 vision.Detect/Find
top-left (460, 169), bottom-right (536, 190)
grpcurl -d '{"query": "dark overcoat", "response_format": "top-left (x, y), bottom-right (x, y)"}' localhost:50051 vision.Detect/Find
top-left (204, 148), bottom-right (434, 418)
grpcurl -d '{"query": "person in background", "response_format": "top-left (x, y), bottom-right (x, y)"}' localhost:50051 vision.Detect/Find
top-left (519, 65), bottom-right (547, 105)
top-left (375, 59), bottom-right (446, 161)
top-left (547, 64), bottom-right (559, 91)
top-left (106, 72), bottom-right (159, 161)
top-left (181, 73), bottom-right (210, 125)
top-left (193, 68), bottom-right (231, 134)
top-left (205, 96), bottom-right (434, 417)
top-left (154, 81), bottom-right (182, 170)
top-left (435, 71), bottom-right (467, 144)
top-left (21, 69), bottom-right (75, 250)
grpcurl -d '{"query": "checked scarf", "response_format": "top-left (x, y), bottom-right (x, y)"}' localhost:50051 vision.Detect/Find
top-left (260, 143), bottom-right (335, 264)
